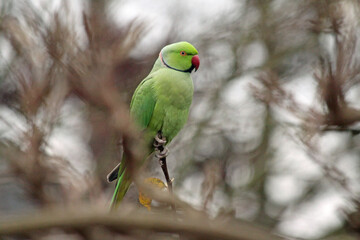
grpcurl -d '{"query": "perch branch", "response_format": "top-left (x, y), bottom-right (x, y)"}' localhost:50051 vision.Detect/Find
top-left (154, 132), bottom-right (174, 209)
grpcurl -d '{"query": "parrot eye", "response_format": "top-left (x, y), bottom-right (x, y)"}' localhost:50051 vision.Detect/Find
top-left (180, 51), bottom-right (187, 56)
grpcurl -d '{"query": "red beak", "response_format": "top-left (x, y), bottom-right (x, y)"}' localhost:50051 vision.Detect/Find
top-left (191, 55), bottom-right (200, 72)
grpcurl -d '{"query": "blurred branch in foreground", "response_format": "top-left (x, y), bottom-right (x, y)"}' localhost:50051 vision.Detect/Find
top-left (0, 206), bottom-right (285, 240)
top-left (0, 0), bottom-right (148, 208)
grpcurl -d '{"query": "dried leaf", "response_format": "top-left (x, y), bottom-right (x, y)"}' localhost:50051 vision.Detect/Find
top-left (139, 177), bottom-right (166, 210)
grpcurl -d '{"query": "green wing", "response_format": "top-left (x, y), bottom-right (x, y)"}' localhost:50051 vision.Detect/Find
top-left (130, 76), bottom-right (157, 130)
top-left (107, 76), bottom-right (157, 183)
top-left (111, 75), bottom-right (157, 208)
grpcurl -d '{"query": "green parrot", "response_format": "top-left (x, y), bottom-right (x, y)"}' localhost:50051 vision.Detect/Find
top-left (108, 41), bottom-right (200, 207)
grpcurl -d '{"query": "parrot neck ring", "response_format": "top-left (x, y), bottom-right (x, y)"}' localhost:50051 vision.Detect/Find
top-left (160, 51), bottom-right (195, 73)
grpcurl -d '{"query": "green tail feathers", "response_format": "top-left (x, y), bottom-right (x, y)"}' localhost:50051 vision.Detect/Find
top-left (110, 169), bottom-right (131, 209)
top-left (110, 156), bottom-right (131, 209)
top-left (109, 149), bottom-right (151, 209)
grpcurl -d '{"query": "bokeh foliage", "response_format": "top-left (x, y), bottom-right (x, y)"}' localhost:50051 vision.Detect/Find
top-left (1, 0), bottom-right (360, 240)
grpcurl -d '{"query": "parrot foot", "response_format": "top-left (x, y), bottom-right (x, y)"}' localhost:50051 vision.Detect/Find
top-left (153, 133), bottom-right (167, 148)
top-left (155, 147), bottom-right (169, 159)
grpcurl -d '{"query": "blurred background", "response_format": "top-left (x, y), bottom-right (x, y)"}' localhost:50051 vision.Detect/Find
top-left (1, 0), bottom-right (360, 239)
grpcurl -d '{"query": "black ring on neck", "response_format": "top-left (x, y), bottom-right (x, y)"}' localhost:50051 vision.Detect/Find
top-left (161, 52), bottom-right (194, 73)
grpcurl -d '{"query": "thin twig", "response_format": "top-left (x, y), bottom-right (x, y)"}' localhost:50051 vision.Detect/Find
top-left (283, 124), bottom-right (359, 203)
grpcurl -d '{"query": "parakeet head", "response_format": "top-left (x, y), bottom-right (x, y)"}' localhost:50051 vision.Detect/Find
top-left (160, 41), bottom-right (200, 73)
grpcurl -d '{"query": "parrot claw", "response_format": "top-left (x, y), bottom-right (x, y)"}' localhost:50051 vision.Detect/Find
top-left (155, 147), bottom-right (169, 159)
top-left (154, 133), bottom-right (167, 147)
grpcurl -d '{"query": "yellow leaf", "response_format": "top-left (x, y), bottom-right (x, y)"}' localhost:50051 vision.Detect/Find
top-left (139, 177), bottom-right (166, 210)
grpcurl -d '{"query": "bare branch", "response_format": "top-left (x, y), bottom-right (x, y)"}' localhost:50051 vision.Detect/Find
top-left (0, 207), bottom-right (286, 240)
